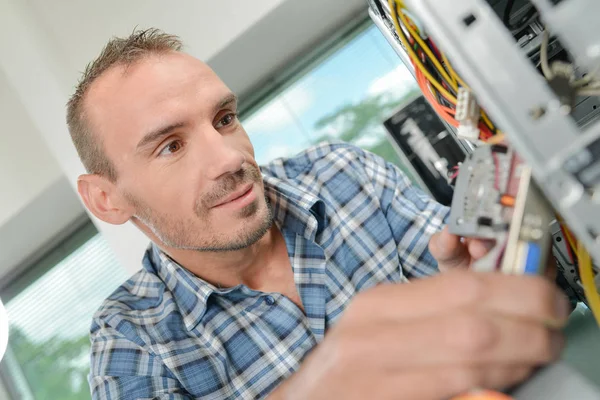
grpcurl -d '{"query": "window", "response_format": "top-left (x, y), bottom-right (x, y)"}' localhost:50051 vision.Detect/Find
top-left (0, 223), bottom-right (128, 400)
top-left (241, 19), bottom-right (420, 181)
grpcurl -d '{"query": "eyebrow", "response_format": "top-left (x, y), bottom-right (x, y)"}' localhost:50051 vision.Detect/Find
top-left (135, 93), bottom-right (239, 153)
top-left (214, 93), bottom-right (238, 114)
top-left (136, 121), bottom-right (186, 153)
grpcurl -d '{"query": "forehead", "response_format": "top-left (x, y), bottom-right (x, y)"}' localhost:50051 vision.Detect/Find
top-left (84, 52), bottom-right (230, 154)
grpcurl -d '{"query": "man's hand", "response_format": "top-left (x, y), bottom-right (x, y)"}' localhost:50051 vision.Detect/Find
top-left (429, 226), bottom-right (495, 272)
top-left (429, 226), bottom-right (558, 280)
top-left (272, 271), bottom-right (570, 400)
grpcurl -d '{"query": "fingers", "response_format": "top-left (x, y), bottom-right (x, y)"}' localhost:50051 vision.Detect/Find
top-left (479, 273), bottom-right (571, 325)
top-left (373, 365), bottom-right (533, 400)
top-left (429, 227), bottom-right (496, 271)
top-left (468, 238), bottom-right (496, 260)
top-left (349, 270), bottom-right (486, 322)
top-left (430, 227), bottom-right (471, 271)
top-left (349, 271), bottom-right (570, 325)
top-left (347, 311), bottom-right (563, 370)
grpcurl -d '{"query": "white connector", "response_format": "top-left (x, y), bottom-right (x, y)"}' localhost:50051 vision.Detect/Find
top-left (455, 88), bottom-right (480, 141)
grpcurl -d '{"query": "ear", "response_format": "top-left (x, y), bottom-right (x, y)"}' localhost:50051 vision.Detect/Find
top-left (77, 174), bottom-right (133, 225)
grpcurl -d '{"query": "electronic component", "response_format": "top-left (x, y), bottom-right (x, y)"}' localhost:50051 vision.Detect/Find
top-left (455, 88), bottom-right (482, 141)
top-left (448, 144), bottom-right (553, 275)
top-left (448, 144), bottom-right (511, 240)
top-left (384, 95), bottom-right (467, 205)
top-left (498, 164), bottom-right (554, 276)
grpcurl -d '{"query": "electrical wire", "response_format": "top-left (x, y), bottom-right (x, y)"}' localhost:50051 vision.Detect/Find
top-left (540, 30), bottom-right (554, 80)
top-left (397, 9), bottom-right (458, 92)
top-left (577, 241), bottom-right (600, 329)
top-left (388, 0), bottom-right (458, 104)
top-left (573, 67), bottom-right (600, 88)
top-left (415, 64), bottom-right (459, 127)
top-left (535, 24), bottom-right (600, 95)
top-left (428, 39), bottom-right (443, 63)
top-left (401, 8), bottom-right (427, 36)
top-left (560, 221), bottom-right (600, 328)
top-left (441, 52), bottom-right (467, 89)
top-left (484, 133), bottom-right (506, 145)
top-left (481, 110), bottom-right (497, 133)
top-left (390, 0), bottom-right (504, 142)
top-left (562, 223), bottom-right (577, 253)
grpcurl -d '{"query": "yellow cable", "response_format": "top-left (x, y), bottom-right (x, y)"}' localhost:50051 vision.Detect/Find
top-left (577, 241), bottom-right (600, 329)
top-left (562, 225), bottom-right (577, 254)
top-left (397, 10), bottom-right (458, 92)
top-left (481, 110), bottom-right (496, 131)
top-left (441, 52), bottom-right (460, 88)
top-left (395, 0), bottom-right (505, 141)
top-left (483, 132), bottom-right (505, 145)
top-left (388, 0), bottom-right (458, 103)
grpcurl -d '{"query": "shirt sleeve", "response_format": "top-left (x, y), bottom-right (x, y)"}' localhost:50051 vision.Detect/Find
top-left (89, 323), bottom-right (193, 400)
top-left (357, 147), bottom-right (450, 279)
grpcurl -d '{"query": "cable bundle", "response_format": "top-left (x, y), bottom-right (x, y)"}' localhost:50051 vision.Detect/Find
top-left (386, 0), bottom-right (600, 328)
top-left (387, 0), bottom-right (503, 143)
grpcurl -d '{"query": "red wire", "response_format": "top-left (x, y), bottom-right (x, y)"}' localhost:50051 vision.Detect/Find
top-left (428, 39), bottom-right (443, 61)
top-left (479, 123), bottom-right (494, 140)
top-left (414, 65), bottom-right (459, 127)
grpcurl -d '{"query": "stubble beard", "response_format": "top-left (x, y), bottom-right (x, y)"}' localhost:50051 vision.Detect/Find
top-left (127, 165), bottom-right (275, 252)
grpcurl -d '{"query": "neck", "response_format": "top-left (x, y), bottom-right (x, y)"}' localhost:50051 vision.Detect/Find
top-left (157, 224), bottom-right (286, 290)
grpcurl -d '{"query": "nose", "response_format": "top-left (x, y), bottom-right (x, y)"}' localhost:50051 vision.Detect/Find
top-left (203, 131), bottom-right (246, 181)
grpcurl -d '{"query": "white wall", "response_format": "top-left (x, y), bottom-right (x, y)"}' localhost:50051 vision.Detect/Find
top-left (0, 0), bottom-right (367, 278)
top-left (0, 72), bottom-right (63, 228)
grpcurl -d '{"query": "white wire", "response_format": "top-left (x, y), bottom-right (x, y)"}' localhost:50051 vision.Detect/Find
top-left (540, 30), bottom-right (554, 80)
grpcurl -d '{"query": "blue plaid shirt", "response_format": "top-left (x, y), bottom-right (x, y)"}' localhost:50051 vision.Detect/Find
top-left (89, 142), bottom-right (449, 399)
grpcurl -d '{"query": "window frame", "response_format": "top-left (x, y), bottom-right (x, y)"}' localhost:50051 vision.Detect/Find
top-left (0, 216), bottom-right (95, 400)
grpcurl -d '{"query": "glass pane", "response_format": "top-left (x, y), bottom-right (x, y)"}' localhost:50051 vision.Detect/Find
top-left (4, 231), bottom-right (128, 400)
top-left (243, 24), bottom-right (421, 181)
top-left (242, 94), bottom-right (314, 165)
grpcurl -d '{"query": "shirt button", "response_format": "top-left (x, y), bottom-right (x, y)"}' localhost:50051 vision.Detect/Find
top-left (264, 295), bottom-right (276, 306)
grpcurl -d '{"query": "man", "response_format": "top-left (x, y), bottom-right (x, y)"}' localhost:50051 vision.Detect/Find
top-left (68, 29), bottom-right (569, 400)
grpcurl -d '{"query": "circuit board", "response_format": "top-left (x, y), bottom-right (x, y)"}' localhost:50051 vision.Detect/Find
top-left (448, 145), bottom-right (554, 275)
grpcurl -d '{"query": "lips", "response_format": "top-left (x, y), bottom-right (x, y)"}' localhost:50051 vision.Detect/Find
top-left (212, 183), bottom-right (253, 208)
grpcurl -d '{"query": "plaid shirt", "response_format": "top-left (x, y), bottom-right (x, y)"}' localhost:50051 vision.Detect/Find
top-left (89, 142), bottom-right (449, 399)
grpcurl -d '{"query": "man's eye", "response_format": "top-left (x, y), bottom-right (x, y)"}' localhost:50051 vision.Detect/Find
top-left (158, 140), bottom-right (183, 156)
top-left (215, 113), bottom-right (237, 129)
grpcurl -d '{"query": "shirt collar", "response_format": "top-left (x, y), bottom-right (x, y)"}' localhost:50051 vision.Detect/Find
top-left (142, 175), bottom-right (327, 331)
top-left (263, 174), bottom-right (326, 242)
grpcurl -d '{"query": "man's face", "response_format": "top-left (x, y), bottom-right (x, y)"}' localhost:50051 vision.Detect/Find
top-left (85, 52), bottom-right (272, 251)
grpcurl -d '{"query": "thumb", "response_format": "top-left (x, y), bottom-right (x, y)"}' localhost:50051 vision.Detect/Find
top-left (429, 227), bottom-right (471, 271)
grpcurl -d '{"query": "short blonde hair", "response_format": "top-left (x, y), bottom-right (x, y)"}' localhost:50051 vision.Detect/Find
top-left (66, 28), bottom-right (183, 181)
